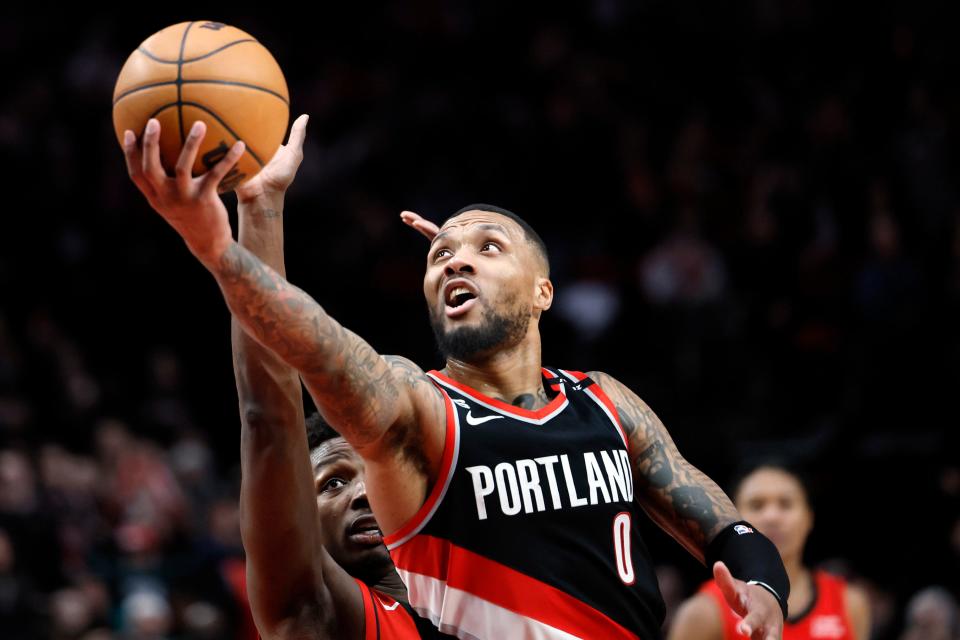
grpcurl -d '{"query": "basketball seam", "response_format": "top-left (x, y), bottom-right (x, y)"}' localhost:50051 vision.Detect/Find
top-left (148, 103), bottom-right (178, 120)
top-left (180, 101), bottom-right (265, 167)
top-left (176, 22), bottom-right (196, 145)
top-left (136, 39), bottom-right (258, 65)
top-left (113, 80), bottom-right (289, 107)
top-left (139, 102), bottom-right (263, 171)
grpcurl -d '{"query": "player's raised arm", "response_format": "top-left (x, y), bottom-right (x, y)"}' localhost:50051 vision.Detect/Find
top-left (123, 118), bottom-right (444, 472)
top-left (229, 115), bottom-right (365, 638)
top-left (590, 371), bottom-right (789, 640)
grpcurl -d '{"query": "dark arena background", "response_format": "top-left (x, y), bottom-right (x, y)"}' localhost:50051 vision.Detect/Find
top-left (1, 3), bottom-right (957, 638)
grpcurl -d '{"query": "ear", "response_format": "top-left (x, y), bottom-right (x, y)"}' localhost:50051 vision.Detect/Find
top-left (534, 277), bottom-right (553, 312)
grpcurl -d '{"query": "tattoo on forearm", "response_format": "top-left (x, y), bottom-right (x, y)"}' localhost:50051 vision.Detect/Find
top-left (218, 243), bottom-right (401, 445)
top-left (258, 208), bottom-right (281, 218)
top-left (669, 486), bottom-right (720, 534)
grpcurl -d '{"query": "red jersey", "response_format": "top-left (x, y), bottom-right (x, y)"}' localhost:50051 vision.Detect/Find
top-left (355, 580), bottom-right (453, 639)
top-left (701, 570), bottom-right (854, 640)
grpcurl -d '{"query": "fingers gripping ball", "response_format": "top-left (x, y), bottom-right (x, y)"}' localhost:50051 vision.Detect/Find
top-left (112, 20), bottom-right (289, 192)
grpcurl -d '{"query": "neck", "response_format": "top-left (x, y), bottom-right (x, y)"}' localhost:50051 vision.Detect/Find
top-left (371, 566), bottom-right (408, 602)
top-left (783, 556), bottom-right (812, 619)
top-left (443, 326), bottom-right (548, 409)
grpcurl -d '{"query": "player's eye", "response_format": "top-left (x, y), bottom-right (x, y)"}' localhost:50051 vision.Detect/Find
top-left (322, 477), bottom-right (347, 492)
top-left (481, 242), bottom-right (501, 252)
top-left (433, 248), bottom-right (452, 261)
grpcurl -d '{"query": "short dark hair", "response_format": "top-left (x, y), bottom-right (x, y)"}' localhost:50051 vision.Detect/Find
top-left (446, 203), bottom-right (549, 274)
top-left (306, 411), bottom-right (341, 452)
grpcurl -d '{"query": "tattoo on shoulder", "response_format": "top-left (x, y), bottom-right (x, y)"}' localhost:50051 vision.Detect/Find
top-left (384, 356), bottom-right (442, 399)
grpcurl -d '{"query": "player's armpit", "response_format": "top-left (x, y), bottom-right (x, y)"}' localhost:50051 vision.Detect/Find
top-left (378, 355), bottom-right (447, 469)
top-left (588, 371), bottom-right (739, 561)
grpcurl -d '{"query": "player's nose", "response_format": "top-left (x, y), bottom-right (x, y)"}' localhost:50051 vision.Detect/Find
top-left (350, 477), bottom-right (369, 508)
top-left (444, 252), bottom-right (476, 276)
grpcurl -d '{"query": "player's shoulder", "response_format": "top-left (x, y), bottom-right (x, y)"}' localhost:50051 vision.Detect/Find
top-left (842, 579), bottom-right (870, 615)
top-left (384, 355), bottom-right (443, 400)
top-left (384, 354), bottom-right (429, 377)
top-left (584, 370), bottom-right (628, 397)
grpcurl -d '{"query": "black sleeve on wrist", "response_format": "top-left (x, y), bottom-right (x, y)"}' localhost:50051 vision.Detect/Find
top-left (705, 521), bottom-right (790, 618)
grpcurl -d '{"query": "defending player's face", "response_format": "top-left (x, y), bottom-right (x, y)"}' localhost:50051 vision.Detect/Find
top-left (311, 438), bottom-right (392, 573)
top-left (734, 467), bottom-right (813, 564)
top-left (424, 210), bottom-right (550, 360)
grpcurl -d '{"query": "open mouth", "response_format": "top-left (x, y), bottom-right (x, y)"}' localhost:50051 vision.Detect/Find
top-left (447, 287), bottom-right (477, 308)
top-left (443, 280), bottom-right (479, 317)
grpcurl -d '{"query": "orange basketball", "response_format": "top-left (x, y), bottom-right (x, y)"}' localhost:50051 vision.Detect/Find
top-left (112, 20), bottom-right (289, 192)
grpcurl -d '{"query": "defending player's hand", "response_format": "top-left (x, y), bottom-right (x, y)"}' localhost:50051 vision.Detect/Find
top-left (713, 561), bottom-right (784, 640)
top-left (400, 210), bottom-right (440, 241)
top-left (235, 114), bottom-right (309, 204)
top-left (123, 118), bottom-right (242, 265)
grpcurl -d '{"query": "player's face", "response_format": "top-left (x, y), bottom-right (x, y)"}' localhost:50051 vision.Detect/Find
top-left (311, 438), bottom-right (392, 576)
top-left (424, 211), bottom-right (548, 361)
top-left (734, 468), bottom-right (813, 564)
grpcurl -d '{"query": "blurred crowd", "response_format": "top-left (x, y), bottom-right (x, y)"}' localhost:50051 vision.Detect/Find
top-left (1, 2), bottom-right (958, 638)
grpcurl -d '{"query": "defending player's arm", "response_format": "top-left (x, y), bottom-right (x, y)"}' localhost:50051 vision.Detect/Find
top-left (230, 116), bottom-right (364, 638)
top-left (590, 371), bottom-right (788, 640)
top-left (123, 118), bottom-right (445, 483)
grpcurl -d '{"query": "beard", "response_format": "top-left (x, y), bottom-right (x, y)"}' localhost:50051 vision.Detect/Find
top-left (430, 300), bottom-right (529, 362)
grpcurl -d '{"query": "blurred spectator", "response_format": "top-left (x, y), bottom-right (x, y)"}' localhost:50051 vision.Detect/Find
top-left (900, 586), bottom-right (959, 640)
top-left (120, 588), bottom-right (172, 640)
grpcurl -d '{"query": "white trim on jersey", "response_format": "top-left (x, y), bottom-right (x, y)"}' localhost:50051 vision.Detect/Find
top-left (397, 569), bottom-right (583, 640)
top-left (557, 369), bottom-right (630, 450)
top-left (426, 372), bottom-right (570, 426)
top-left (385, 388), bottom-right (462, 551)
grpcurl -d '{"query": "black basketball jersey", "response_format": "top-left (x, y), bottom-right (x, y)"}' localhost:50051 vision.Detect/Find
top-left (383, 368), bottom-right (665, 639)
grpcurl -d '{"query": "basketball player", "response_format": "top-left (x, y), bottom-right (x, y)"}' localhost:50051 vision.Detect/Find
top-left (231, 115), bottom-right (447, 639)
top-left (123, 117), bottom-right (789, 640)
top-left (668, 463), bottom-right (870, 640)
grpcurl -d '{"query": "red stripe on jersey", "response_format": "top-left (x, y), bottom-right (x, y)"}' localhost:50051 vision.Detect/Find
top-left (426, 369), bottom-right (568, 421)
top-left (383, 390), bottom-right (458, 549)
top-left (563, 370), bottom-right (630, 453)
top-left (391, 534), bottom-right (639, 640)
top-left (356, 580), bottom-right (424, 640)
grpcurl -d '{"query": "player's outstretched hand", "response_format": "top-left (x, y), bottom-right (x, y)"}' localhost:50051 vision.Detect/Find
top-left (124, 118), bottom-right (241, 266)
top-left (713, 561), bottom-right (784, 640)
top-left (400, 210), bottom-right (440, 242)
top-left (235, 114), bottom-right (309, 204)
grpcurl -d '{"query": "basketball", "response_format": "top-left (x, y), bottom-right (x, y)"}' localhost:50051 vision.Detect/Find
top-left (112, 21), bottom-right (289, 192)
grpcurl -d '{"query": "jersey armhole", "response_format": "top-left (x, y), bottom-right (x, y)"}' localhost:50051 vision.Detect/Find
top-left (563, 369), bottom-right (631, 453)
top-left (354, 579), bottom-right (377, 640)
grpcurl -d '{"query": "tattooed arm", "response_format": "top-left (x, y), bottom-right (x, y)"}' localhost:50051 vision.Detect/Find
top-left (122, 118), bottom-right (446, 523)
top-left (592, 372), bottom-right (787, 639)
top-left (588, 371), bottom-right (739, 560)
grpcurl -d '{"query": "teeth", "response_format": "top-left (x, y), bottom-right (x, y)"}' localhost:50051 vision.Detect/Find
top-left (448, 286), bottom-right (471, 303)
